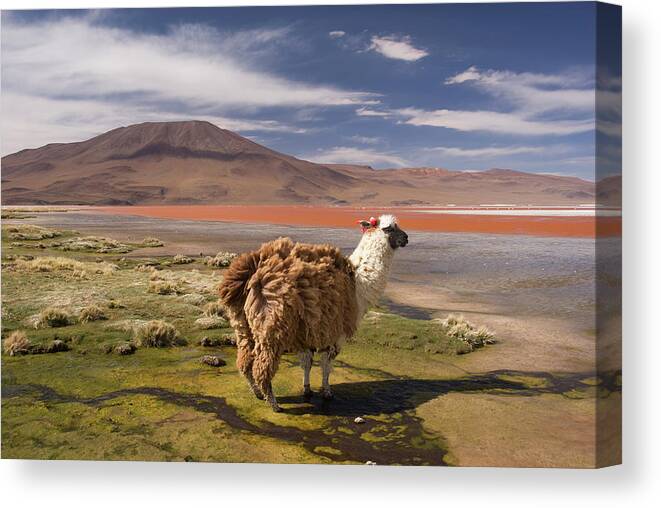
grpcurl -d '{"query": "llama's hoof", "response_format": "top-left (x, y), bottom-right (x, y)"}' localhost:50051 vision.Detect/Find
top-left (321, 389), bottom-right (334, 400)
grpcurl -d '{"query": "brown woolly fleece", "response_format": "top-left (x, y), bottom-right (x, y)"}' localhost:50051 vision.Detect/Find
top-left (219, 237), bottom-right (358, 408)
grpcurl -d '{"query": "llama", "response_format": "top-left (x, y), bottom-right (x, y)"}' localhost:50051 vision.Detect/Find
top-left (218, 214), bottom-right (408, 411)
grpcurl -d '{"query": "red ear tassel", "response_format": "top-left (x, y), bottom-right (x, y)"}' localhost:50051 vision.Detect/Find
top-left (369, 216), bottom-right (378, 227)
top-left (357, 219), bottom-right (371, 233)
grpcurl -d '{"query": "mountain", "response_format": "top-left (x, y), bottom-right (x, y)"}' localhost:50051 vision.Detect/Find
top-left (1, 121), bottom-right (606, 206)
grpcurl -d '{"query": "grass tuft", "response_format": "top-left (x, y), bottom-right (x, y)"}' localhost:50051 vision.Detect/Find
top-left (79, 304), bottom-right (108, 323)
top-left (172, 254), bottom-right (194, 264)
top-left (441, 314), bottom-right (496, 351)
top-left (148, 280), bottom-right (181, 295)
top-left (194, 316), bottom-right (228, 330)
top-left (12, 256), bottom-right (118, 277)
top-left (35, 307), bottom-right (72, 328)
top-left (141, 237), bottom-right (164, 248)
top-left (6, 224), bottom-right (62, 240)
top-left (203, 300), bottom-right (227, 318)
top-left (134, 320), bottom-right (180, 347)
top-left (204, 251), bottom-right (238, 268)
top-left (3, 330), bottom-right (31, 356)
top-left (57, 236), bottom-right (132, 254)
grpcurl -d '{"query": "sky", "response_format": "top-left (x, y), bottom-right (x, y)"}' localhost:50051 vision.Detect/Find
top-left (1, 3), bottom-right (621, 179)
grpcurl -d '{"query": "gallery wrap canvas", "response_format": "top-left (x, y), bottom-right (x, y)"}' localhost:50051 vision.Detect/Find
top-left (0, 2), bottom-right (621, 468)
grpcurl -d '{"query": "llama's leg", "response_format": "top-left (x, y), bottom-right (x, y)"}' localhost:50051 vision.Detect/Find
top-left (319, 349), bottom-right (334, 400)
top-left (252, 343), bottom-right (282, 412)
top-left (298, 350), bottom-right (314, 399)
top-left (236, 334), bottom-right (263, 400)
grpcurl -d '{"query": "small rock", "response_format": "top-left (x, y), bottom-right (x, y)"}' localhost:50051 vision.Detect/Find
top-left (114, 342), bottom-right (137, 355)
top-left (354, 416), bottom-right (366, 424)
top-left (46, 340), bottom-right (70, 353)
top-left (199, 336), bottom-right (220, 347)
top-left (365, 461), bottom-right (377, 466)
top-left (201, 355), bottom-right (226, 367)
top-left (219, 334), bottom-right (236, 346)
top-left (173, 336), bottom-right (188, 346)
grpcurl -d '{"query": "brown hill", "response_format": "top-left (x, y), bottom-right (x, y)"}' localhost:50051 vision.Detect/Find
top-left (1, 120), bottom-right (603, 206)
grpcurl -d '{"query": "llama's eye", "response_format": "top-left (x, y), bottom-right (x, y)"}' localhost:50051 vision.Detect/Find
top-left (382, 226), bottom-right (394, 233)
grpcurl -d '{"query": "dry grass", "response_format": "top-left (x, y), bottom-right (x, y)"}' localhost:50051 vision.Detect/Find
top-left (134, 320), bottom-right (180, 347)
top-left (105, 319), bottom-right (148, 334)
top-left (57, 236), bottom-right (132, 254)
top-left (148, 280), bottom-right (180, 295)
top-left (1, 211), bottom-right (35, 219)
top-left (12, 256), bottom-right (118, 277)
top-left (3, 330), bottom-right (31, 356)
top-left (172, 254), bottom-right (194, 264)
top-left (439, 314), bottom-right (464, 327)
top-left (134, 263), bottom-right (158, 273)
top-left (179, 293), bottom-right (207, 306)
top-left (203, 300), bottom-right (227, 318)
top-left (148, 269), bottom-right (218, 295)
top-left (204, 251), bottom-right (238, 268)
top-left (149, 270), bottom-right (163, 281)
top-left (79, 304), bottom-right (107, 323)
top-left (440, 314), bottom-right (496, 350)
top-left (141, 237), bottom-right (164, 247)
top-left (35, 307), bottom-right (72, 328)
top-left (6, 224), bottom-right (62, 240)
top-left (194, 316), bottom-right (228, 330)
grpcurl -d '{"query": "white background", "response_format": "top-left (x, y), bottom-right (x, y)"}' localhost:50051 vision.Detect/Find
top-left (0, 0), bottom-right (658, 506)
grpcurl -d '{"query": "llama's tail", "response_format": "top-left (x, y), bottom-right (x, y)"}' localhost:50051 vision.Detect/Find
top-left (218, 251), bottom-right (260, 317)
top-left (219, 237), bottom-right (297, 334)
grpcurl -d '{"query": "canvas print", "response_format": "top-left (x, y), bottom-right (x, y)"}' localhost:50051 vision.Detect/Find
top-left (0, 3), bottom-right (621, 467)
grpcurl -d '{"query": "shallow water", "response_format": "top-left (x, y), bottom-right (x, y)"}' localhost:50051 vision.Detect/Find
top-left (31, 209), bottom-right (620, 334)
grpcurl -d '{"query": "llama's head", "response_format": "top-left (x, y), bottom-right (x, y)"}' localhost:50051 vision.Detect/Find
top-left (358, 214), bottom-right (409, 249)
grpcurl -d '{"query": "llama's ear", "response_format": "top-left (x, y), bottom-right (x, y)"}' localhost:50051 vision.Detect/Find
top-left (357, 219), bottom-right (371, 232)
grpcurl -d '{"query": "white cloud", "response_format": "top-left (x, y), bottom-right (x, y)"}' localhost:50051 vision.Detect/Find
top-left (444, 66), bottom-right (482, 84)
top-left (356, 107), bottom-right (391, 117)
top-left (329, 30), bottom-right (346, 38)
top-left (348, 135), bottom-right (382, 145)
top-left (1, 16), bottom-right (375, 154)
top-left (306, 146), bottom-right (408, 167)
top-left (363, 66), bottom-right (597, 136)
top-left (368, 35), bottom-right (428, 62)
top-left (396, 107), bottom-right (594, 136)
top-left (426, 145), bottom-right (546, 158)
top-left (445, 66), bottom-right (595, 113)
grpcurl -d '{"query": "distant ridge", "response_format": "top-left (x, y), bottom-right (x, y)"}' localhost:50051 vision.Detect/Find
top-left (1, 121), bottom-right (611, 206)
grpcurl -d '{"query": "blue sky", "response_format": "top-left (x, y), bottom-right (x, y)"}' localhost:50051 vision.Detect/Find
top-left (1, 4), bottom-right (621, 179)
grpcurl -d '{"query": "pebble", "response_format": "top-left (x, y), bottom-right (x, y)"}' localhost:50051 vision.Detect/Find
top-left (201, 355), bottom-right (226, 367)
top-left (354, 416), bottom-right (366, 424)
top-left (365, 461), bottom-right (377, 466)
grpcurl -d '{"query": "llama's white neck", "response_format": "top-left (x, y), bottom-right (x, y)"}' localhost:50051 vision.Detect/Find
top-left (349, 230), bottom-right (395, 323)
